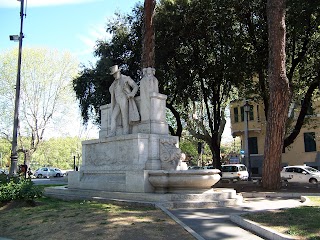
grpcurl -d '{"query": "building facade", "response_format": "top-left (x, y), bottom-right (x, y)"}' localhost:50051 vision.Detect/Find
top-left (230, 99), bottom-right (320, 176)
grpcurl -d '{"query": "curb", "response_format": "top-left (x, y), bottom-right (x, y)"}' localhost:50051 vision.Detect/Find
top-left (230, 194), bottom-right (316, 240)
top-left (241, 192), bottom-right (320, 198)
top-left (156, 204), bottom-right (206, 240)
top-left (230, 214), bottom-right (299, 240)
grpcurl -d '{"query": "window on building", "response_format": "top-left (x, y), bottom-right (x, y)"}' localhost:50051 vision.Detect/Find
top-left (257, 105), bottom-right (260, 121)
top-left (240, 107), bottom-right (244, 122)
top-left (249, 137), bottom-right (258, 154)
top-left (233, 107), bottom-right (239, 123)
top-left (304, 132), bottom-right (316, 152)
top-left (240, 106), bottom-right (254, 122)
top-left (249, 105), bottom-right (254, 121)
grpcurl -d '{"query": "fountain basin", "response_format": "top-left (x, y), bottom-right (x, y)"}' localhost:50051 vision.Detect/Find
top-left (148, 169), bottom-right (221, 193)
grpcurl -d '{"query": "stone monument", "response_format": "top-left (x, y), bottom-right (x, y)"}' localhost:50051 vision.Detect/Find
top-left (46, 1), bottom-right (244, 208)
top-left (68, 65), bottom-right (221, 193)
top-left (67, 0), bottom-right (221, 194)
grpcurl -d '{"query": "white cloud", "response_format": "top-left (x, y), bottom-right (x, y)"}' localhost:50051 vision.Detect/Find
top-left (75, 24), bottom-right (111, 61)
top-left (0, 0), bottom-right (101, 8)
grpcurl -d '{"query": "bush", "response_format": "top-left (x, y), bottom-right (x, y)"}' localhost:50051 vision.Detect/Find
top-left (17, 180), bottom-right (43, 201)
top-left (0, 177), bottom-right (43, 203)
top-left (0, 173), bottom-right (8, 185)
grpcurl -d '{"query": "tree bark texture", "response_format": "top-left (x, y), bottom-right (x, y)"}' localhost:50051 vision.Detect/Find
top-left (142, 0), bottom-right (156, 68)
top-left (262, 0), bottom-right (291, 190)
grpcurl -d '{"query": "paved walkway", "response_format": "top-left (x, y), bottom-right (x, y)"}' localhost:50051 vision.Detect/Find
top-left (163, 196), bottom-right (307, 240)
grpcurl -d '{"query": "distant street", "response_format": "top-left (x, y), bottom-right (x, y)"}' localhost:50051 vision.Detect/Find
top-left (32, 176), bottom-right (68, 185)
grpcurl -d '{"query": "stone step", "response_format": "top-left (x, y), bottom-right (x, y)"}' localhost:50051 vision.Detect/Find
top-left (169, 189), bottom-right (238, 201)
top-left (44, 186), bottom-right (243, 209)
top-left (161, 198), bottom-right (242, 209)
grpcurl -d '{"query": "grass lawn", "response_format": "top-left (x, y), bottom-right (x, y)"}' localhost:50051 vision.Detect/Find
top-left (0, 196), bottom-right (194, 240)
top-left (243, 196), bottom-right (320, 240)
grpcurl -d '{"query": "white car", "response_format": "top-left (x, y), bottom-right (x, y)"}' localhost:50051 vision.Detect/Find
top-left (0, 168), bottom-right (8, 175)
top-left (281, 165), bottom-right (320, 184)
top-left (34, 167), bottom-right (63, 178)
top-left (60, 169), bottom-right (73, 176)
top-left (221, 164), bottom-right (249, 181)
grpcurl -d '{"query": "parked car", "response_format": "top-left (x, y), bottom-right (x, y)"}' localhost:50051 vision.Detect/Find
top-left (34, 167), bottom-right (63, 178)
top-left (203, 166), bottom-right (215, 169)
top-left (51, 168), bottom-right (63, 177)
top-left (221, 164), bottom-right (249, 181)
top-left (281, 165), bottom-right (320, 184)
top-left (188, 166), bottom-right (203, 170)
top-left (0, 168), bottom-right (8, 175)
top-left (60, 169), bottom-right (73, 176)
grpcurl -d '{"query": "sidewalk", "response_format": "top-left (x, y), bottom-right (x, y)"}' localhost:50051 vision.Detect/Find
top-left (161, 182), bottom-right (319, 240)
top-left (165, 196), bottom-right (304, 240)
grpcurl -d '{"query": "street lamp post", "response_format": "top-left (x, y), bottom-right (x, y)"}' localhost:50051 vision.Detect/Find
top-left (9, 0), bottom-right (25, 176)
top-left (244, 101), bottom-right (252, 180)
top-left (73, 155), bottom-right (76, 171)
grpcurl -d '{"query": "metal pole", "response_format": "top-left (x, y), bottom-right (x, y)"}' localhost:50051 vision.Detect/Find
top-left (244, 102), bottom-right (252, 180)
top-left (9, 0), bottom-right (24, 176)
top-left (244, 108), bottom-right (249, 168)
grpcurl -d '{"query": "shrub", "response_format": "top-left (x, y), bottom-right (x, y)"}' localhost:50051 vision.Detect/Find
top-left (0, 173), bottom-right (8, 185)
top-left (17, 179), bottom-right (43, 201)
top-left (0, 177), bottom-right (43, 203)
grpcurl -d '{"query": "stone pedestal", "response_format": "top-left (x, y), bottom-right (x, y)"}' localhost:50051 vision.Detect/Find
top-left (70, 91), bottom-right (179, 193)
top-left (69, 133), bottom-right (178, 193)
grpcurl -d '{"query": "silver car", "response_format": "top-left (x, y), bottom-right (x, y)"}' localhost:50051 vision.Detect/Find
top-left (35, 167), bottom-right (63, 178)
top-left (0, 168), bottom-right (8, 175)
top-left (281, 165), bottom-right (320, 184)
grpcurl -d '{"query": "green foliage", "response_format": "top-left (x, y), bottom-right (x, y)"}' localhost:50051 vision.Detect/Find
top-left (0, 138), bottom-right (11, 168)
top-left (31, 137), bottom-right (82, 170)
top-left (233, 0), bottom-right (320, 148)
top-left (221, 137), bottom-right (241, 155)
top-left (179, 137), bottom-right (214, 166)
top-left (17, 179), bottom-right (43, 201)
top-left (0, 173), bottom-right (8, 185)
top-left (0, 177), bottom-right (43, 202)
top-left (0, 136), bottom-right (82, 171)
top-left (179, 138), bottom-right (198, 162)
top-left (245, 204), bottom-right (320, 239)
top-left (0, 48), bottom-right (79, 173)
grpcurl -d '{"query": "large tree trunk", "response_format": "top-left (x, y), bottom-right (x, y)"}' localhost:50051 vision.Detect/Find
top-left (262, 0), bottom-right (291, 190)
top-left (142, 0), bottom-right (156, 68)
top-left (210, 140), bottom-right (222, 170)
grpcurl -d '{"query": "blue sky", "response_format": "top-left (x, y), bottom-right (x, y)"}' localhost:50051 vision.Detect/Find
top-left (0, 0), bottom-right (143, 139)
top-left (0, 0), bottom-right (233, 142)
top-left (0, 0), bottom-right (142, 65)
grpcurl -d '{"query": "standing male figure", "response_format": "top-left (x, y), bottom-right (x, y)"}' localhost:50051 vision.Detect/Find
top-left (109, 65), bottom-right (139, 136)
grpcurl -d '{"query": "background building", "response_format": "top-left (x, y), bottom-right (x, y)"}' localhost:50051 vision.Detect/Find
top-left (230, 99), bottom-right (320, 176)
